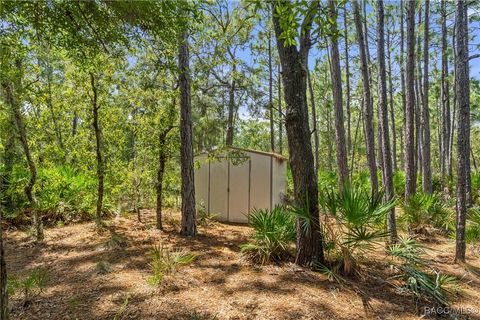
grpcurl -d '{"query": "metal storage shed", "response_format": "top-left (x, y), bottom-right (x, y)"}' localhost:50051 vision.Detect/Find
top-left (194, 147), bottom-right (287, 223)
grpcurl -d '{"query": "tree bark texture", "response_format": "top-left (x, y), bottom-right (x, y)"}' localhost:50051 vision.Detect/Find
top-left (272, 1), bottom-right (324, 266)
top-left (376, 0), bottom-right (397, 241)
top-left (405, 0), bottom-right (417, 199)
top-left (353, 0), bottom-right (378, 194)
top-left (178, 29), bottom-right (197, 236)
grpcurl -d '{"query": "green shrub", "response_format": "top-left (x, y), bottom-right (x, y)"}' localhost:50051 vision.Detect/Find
top-left (432, 175), bottom-right (443, 193)
top-left (351, 170), bottom-right (371, 192)
top-left (393, 171), bottom-right (406, 198)
top-left (388, 236), bottom-right (459, 305)
top-left (401, 193), bottom-right (454, 232)
top-left (465, 208), bottom-right (480, 244)
top-left (318, 171), bottom-right (337, 190)
top-left (2, 165), bottom-right (97, 223)
top-left (471, 172), bottom-right (480, 205)
top-left (147, 245), bottom-right (197, 285)
top-left (320, 185), bottom-right (395, 275)
top-left (36, 165), bottom-right (97, 220)
top-left (8, 267), bottom-right (50, 306)
top-left (319, 184), bottom-right (395, 275)
top-left (240, 206), bottom-right (296, 264)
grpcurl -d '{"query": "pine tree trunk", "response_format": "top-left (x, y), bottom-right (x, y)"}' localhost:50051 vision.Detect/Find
top-left (400, 0), bottom-right (407, 172)
top-left (353, 0), bottom-right (378, 193)
top-left (405, 0), bottom-right (417, 199)
top-left (450, 25), bottom-right (457, 180)
top-left (178, 29), bottom-right (197, 237)
top-left (377, 0), bottom-right (397, 242)
top-left (455, 0), bottom-right (469, 263)
top-left (272, 2), bottom-right (324, 266)
top-left (414, 6), bottom-right (423, 181)
top-left (422, 0), bottom-right (432, 194)
top-left (307, 71), bottom-right (319, 177)
top-left (464, 8), bottom-right (472, 208)
top-left (387, 29), bottom-right (397, 172)
top-left (441, 0), bottom-right (451, 183)
top-left (90, 73), bottom-right (104, 227)
top-left (328, 0), bottom-right (349, 188)
top-left (344, 5), bottom-right (352, 153)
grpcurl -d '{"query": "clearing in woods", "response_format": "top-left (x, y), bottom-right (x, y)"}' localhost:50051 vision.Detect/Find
top-left (5, 210), bottom-right (480, 320)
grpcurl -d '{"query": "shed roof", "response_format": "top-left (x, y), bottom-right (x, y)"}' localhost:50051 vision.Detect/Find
top-left (229, 147), bottom-right (287, 161)
top-left (196, 146), bottom-right (287, 161)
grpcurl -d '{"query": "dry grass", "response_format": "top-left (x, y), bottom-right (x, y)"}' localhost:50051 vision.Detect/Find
top-left (4, 209), bottom-right (480, 320)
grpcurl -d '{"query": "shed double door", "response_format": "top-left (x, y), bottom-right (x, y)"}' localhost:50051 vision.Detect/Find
top-left (209, 158), bottom-right (250, 223)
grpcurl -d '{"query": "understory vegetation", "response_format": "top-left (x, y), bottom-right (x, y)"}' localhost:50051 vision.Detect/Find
top-left (241, 180), bottom-right (478, 305)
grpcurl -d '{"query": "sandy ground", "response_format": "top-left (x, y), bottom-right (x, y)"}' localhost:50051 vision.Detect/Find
top-left (4, 209), bottom-right (480, 320)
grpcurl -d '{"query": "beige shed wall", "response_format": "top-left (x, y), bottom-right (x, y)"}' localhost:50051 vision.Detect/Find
top-left (248, 152), bottom-right (271, 212)
top-left (227, 158), bottom-right (250, 223)
top-left (194, 149), bottom-right (287, 224)
top-left (208, 160), bottom-right (228, 221)
top-left (194, 154), bottom-right (209, 212)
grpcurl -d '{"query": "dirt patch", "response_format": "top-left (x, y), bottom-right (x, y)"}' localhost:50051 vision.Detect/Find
top-left (5, 210), bottom-right (480, 319)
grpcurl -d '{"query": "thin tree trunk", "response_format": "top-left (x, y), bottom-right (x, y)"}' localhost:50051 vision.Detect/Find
top-left (350, 108), bottom-right (363, 176)
top-left (307, 71), bottom-right (319, 177)
top-left (377, 0), bottom-right (397, 242)
top-left (156, 125), bottom-right (173, 230)
top-left (326, 102), bottom-right (334, 172)
top-left (405, 0), bottom-right (417, 199)
top-left (455, 0), bottom-right (469, 263)
top-left (42, 54), bottom-right (64, 155)
top-left (156, 148), bottom-right (166, 230)
top-left (387, 28), bottom-right (397, 172)
top-left (178, 29), bottom-right (197, 236)
top-left (2, 80), bottom-right (43, 242)
top-left (269, 31), bottom-right (275, 152)
top-left (400, 0), bottom-right (407, 171)
top-left (344, 5), bottom-right (352, 153)
top-left (90, 73), bottom-right (104, 227)
top-left (353, 0), bottom-right (378, 193)
top-left (328, 0), bottom-right (348, 187)
top-left (272, 1), bottom-right (324, 266)
top-left (465, 7), bottom-right (472, 208)
top-left (441, 0), bottom-right (451, 183)
top-left (225, 62), bottom-right (236, 147)
top-left (278, 65), bottom-right (283, 155)
top-left (422, 0), bottom-right (432, 193)
top-left (415, 6), bottom-right (423, 181)
top-left (450, 24), bottom-right (457, 180)
top-left (471, 147), bottom-right (478, 172)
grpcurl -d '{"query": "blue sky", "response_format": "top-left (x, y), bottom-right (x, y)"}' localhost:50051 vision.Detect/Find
top-left (229, 1), bottom-right (480, 120)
